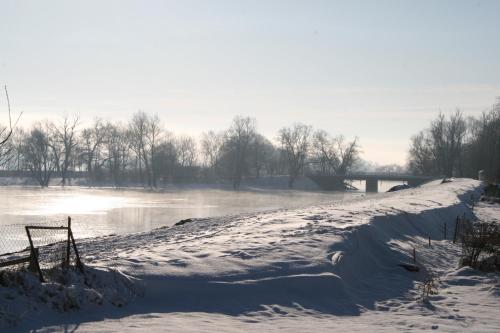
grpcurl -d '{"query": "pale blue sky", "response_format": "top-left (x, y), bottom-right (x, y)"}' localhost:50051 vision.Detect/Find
top-left (1, 0), bottom-right (499, 164)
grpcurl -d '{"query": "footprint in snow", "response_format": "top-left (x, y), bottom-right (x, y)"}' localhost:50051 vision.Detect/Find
top-left (222, 250), bottom-right (255, 260)
top-left (167, 258), bottom-right (188, 267)
top-left (303, 215), bottom-right (324, 221)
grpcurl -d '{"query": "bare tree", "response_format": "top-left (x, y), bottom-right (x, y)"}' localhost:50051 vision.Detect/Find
top-left (0, 123), bottom-right (15, 168)
top-left (129, 112), bottom-right (148, 185)
top-left (201, 130), bottom-right (224, 173)
top-left (155, 136), bottom-right (178, 183)
top-left (22, 124), bottom-right (56, 187)
top-left (463, 101), bottom-right (500, 181)
top-left (311, 130), bottom-right (337, 175)
top-left (53, 115), bottom-right (80, 185)
top-left (249, 133), bottom-right (275, 178)
top-left (145, 114), bottom-right (162, 187)
top-left (44, 121), bottom-right (63, 179)
top-left (278, 123), bottom-right (312, 187)
top-left (177, 135), bottom-right (197, 168)
top-left (0, 86), bottom-right (22, 146)
top-left (429, 111), bottom-right (466, 177)
top-left (409, 111), bottom-right (466, 177)
top-left (81, 118), bottom-right (107, 185)
top-left (224, 116), bottom-right (256, 189)
top-left (128, 111), bottom-right (163, 187)
top-left (332, 135), bottom-right (360, 175)
top-left (408, 131), bottom-right (435, 175)
top-left (0, 86), bottom-right (22, 166)
top-left (104, 123), bottom-right (131, 186)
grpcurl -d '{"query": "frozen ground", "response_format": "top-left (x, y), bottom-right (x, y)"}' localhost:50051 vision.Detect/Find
top-left (2, 178), bottom-right (499, 332)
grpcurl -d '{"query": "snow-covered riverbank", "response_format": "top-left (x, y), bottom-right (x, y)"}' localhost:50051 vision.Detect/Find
top-left (3, 178), bottom-right (499, 332)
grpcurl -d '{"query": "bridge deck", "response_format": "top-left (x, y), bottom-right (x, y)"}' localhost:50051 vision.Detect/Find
top-left (326, 174), bottom-right (432, 182)
top-left (307, 174), bottom-right (434, 192)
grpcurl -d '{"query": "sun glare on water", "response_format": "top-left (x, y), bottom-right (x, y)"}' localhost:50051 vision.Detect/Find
top-left (19, 193), bottom-right (128, 216)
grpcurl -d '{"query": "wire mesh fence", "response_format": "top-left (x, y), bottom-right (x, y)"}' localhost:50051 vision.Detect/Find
top-left (0, 224), bottom-right (31, 256)
top-left (26, 226), bottom-right (70, 270)
top-left (0, 219), bottom-right (68, 255)
top-left (0, 217), bottom-right (83, 281)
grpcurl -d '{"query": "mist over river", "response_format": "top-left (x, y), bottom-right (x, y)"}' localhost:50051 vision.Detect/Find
top-left (0, 187), bottom-right (359, 238)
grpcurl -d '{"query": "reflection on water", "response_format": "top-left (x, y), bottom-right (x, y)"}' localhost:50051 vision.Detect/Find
top-left (0, 186), bottom-right (368, 240)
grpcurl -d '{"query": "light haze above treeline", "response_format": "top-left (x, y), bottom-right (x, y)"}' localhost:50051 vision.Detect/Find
top-left (0, 96), bottom-right (498, 188)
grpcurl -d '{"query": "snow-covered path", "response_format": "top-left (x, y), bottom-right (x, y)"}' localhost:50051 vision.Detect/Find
top-left (7, 179), bottom-right (500, 332)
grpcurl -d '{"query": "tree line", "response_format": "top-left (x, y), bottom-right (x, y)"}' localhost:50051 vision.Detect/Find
top-left (0, 112), bottom-right (360, 188)
top-left (408, 98), bottom-right (500, 182)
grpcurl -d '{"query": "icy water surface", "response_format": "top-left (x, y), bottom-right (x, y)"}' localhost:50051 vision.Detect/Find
top-left (0, 186), bottom-right (368, 241)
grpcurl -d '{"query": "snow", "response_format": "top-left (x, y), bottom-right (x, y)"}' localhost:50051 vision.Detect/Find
top-left (2, 178), bottom-right (499, 332)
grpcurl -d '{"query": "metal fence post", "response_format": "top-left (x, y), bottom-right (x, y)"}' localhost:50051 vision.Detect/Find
top-left (68, 226), bottom-right (83, 272)
top-left (25, 226), bottom-right (44, 282)
top-left (66, 216), bottom-right (71, 267)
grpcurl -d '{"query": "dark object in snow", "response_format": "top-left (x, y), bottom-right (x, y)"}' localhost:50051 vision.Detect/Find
top-left (175, 218), bottom-right (193, 226)
top-left (482, 183), bottom-right (500, 197)
top-left (398, 262), bottom-right (420, 272)
top-left (387, 184), bottom-right (411, 192)
top-left (480, 183), bottom-right (500, 204)
top-left (344, 182), bottom-right (358, 190)
top-left (441, 178), bottom-right (452, 184)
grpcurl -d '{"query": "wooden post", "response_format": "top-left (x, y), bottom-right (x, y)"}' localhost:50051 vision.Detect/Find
top-left (428, 236), bottom-right (431, 246)
top-left (453, 215), bottom-right (459, 243)
top-left (0, 256), bottom-right (31, 268)
top-left (66, 216), bottom-right (71, 267)
top-left (25, 227), bottom-right (44, 282)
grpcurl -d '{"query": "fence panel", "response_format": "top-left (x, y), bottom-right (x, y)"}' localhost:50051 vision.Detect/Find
top-left (1, 217), bottom-right (82, 281)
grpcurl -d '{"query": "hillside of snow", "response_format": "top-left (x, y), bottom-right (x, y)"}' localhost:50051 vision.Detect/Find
top-left (2, 178), bottom-right (499, 332)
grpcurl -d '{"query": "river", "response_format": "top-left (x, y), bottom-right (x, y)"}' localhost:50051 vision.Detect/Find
top-left (0, 182), bottom-right (403, 254)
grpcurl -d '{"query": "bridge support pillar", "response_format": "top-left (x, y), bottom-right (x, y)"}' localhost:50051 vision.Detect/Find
top-left (366, 178), bottom-right (378, 192)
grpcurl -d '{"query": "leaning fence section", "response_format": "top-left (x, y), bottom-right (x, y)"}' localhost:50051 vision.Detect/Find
top-left (0, 217), bottom-right (83, 282)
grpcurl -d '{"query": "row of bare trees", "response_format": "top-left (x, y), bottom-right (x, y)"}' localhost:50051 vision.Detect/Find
top-left (0, 112), bottom-right (360, 188)
top-left (200, 118), bottom-right (360, 189)
top-left (408, 98), bottom-right (500, 181)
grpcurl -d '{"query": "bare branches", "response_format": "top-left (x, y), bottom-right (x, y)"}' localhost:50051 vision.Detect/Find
top-left (224, 116), bottom-right (257, 189)
top-left (311, 131), bottom-right (360, 176)
top-left (409, 110), bottom-right (468, 177)
top-left (201, 130), bottom-right (224, 170)
top-left (278, 123), bottom-right (312, 187)
top-left (0, 85), bottom-right (23, 146)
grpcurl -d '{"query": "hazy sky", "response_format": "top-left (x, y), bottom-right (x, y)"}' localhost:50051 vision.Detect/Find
top-left (1, 0), bottom-right (499, 164)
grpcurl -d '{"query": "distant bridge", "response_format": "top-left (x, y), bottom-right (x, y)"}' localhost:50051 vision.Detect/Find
top-left (307, 173), bottom-right (434, 192)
